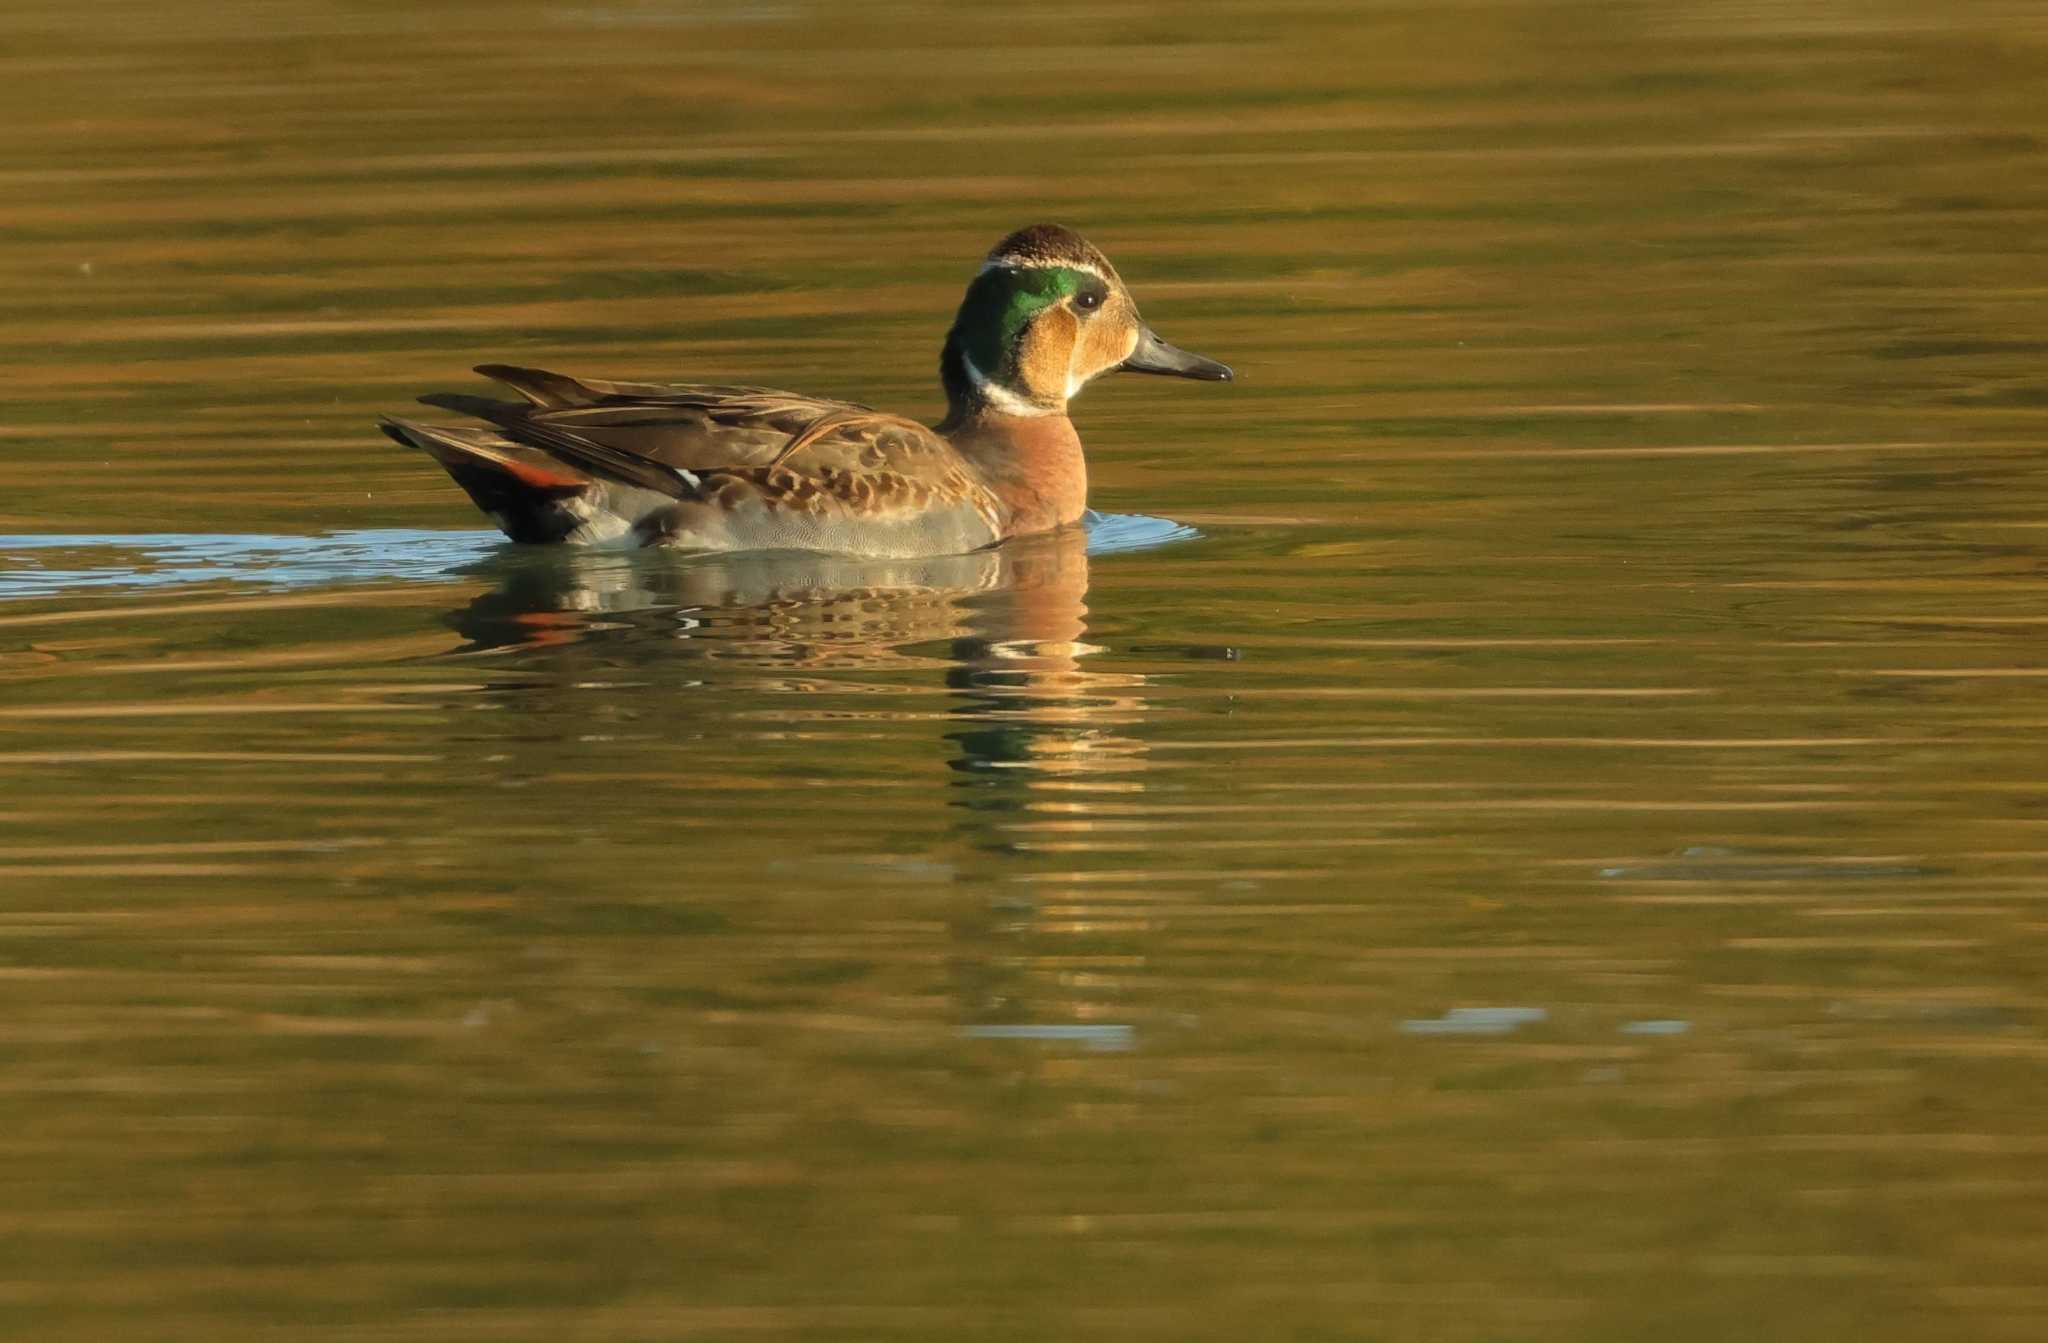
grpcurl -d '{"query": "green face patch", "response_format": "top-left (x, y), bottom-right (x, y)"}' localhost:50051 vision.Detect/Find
top-left (947, 265), bottom-right (1094, 378)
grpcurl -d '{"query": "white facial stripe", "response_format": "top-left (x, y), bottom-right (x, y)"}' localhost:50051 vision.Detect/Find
top-left (978, 257), bottom-right (1107, 282)
top-left (962, 351), bottom-right (1054, 417)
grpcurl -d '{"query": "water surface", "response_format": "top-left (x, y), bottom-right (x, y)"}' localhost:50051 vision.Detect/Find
top-left (4, 2), bottom-right (2048, 1338)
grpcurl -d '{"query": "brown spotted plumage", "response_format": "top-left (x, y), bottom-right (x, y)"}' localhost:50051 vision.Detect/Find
top-left (381, 225), bottom-right (1231, 557)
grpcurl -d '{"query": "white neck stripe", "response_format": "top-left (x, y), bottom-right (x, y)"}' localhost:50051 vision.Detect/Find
top-left (962, 351), bottom-right (1055, 417)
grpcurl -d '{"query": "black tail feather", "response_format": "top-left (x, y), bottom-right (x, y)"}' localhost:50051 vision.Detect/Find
top-left (380, 415), bottom-right (592, 543)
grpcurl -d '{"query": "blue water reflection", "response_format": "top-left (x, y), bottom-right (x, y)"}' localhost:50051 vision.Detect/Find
top-left (0, 511), bottom-right (1195, 600)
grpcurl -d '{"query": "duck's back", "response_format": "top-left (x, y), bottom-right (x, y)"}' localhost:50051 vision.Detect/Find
top-left (381, 365), bottom-right (1005, 556)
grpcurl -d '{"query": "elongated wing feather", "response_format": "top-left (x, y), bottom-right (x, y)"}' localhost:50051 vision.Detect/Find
top-left (425, 396), bottom-right (701, 498)
top-left (476, 363), bottom-right (860, 412)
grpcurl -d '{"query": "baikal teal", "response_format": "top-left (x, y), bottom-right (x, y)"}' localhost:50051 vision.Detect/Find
top-left (382, 224), bottom-right (1231, 558)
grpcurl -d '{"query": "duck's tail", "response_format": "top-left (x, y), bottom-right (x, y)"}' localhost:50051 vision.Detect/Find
top-left (379, 416), bottom-right (596, 544)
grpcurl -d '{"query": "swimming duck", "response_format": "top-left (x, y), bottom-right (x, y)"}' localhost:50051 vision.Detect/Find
top-left (380, 224), bottom-right (1230, 557)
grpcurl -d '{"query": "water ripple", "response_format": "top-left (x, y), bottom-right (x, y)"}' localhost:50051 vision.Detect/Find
top-left (0, 512), bottom-right (1195, 600)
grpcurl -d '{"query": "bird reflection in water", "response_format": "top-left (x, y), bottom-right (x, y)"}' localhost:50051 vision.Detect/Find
top-left (448, 522), bottom-right (1163, 818)
top-left (450, 520), bottom-right (1158, 790)
top-left (0, 523), bottom-right (1161, 790)
top-left (447, 519), bottom-right (1176, 1031)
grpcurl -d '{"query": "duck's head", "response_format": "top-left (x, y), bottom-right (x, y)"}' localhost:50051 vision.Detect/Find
top-left (939, 223), bottom-right (1232, 422)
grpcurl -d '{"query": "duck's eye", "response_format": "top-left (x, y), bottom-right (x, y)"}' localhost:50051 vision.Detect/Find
top-left (1074, 290), bottom-right (1103, 313)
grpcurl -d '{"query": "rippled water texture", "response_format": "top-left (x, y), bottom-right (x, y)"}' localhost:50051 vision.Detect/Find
top-left (5, 2), bottom-right (2048, 1338)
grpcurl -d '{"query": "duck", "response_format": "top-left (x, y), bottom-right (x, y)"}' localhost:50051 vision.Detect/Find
top-left (379, 224), bottom-right (1230, 557)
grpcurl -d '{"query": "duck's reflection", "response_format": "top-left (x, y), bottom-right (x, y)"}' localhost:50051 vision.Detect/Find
top-left (453, 526), bottom-right (1148, 780)
top-left (450, 524), bottom-right (1164, 1029)
top-left (939, 534), bottom-right (1150, 816)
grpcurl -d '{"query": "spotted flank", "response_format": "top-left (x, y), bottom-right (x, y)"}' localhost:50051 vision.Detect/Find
top-left (380, 225), bottom-right (1232, 558)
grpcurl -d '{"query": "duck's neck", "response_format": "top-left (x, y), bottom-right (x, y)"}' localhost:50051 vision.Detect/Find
top-left (940, 342), bottom-right (1087, 536)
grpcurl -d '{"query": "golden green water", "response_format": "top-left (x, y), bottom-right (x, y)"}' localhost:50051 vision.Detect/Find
top-left (4, 1), bottom-right (2048, 1337)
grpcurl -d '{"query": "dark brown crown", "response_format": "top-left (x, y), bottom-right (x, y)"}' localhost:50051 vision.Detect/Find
top-left (984, 223), bottom-right (1118, 280)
